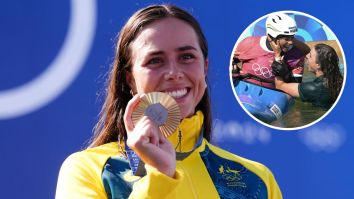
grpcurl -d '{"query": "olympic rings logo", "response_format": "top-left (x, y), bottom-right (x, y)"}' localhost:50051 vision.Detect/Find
top-left (251, 63), bottom-right (274, 79)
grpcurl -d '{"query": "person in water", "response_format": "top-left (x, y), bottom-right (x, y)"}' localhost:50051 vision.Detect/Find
top-left (275, 43), bottom-right (343, 109)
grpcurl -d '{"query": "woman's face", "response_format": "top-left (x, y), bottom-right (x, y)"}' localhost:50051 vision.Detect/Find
top-left (127, 17), bottom-right (208, 118)
top-left (277, 35), bottom-right (294, 52)
top-left (305, 47), bottom-right (319, 72)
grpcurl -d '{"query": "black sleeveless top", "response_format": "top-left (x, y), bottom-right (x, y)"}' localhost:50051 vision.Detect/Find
top-left (298, 76), bottom-right (332, 109)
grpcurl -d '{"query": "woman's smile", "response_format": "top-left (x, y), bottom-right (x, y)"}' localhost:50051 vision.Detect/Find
top-left (127, 17), bottom-right (208, 118)
top-left (163, 88), bottom-right (188, 99)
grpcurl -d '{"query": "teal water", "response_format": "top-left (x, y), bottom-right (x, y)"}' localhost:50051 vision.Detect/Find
top-left (270, 60), bottom-right (344, 129)
top-left (271, 98), bottom-right (327, 128)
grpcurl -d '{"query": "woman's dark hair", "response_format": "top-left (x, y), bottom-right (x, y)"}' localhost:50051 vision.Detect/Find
top-left (88, 5), bottom-right (211, 148)
top-left (315, 43), bottom-right (343, 103)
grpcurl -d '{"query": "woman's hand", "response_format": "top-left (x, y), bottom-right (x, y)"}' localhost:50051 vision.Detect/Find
top-left (124, 94), bottom-right (176, 178)
top-left (267, 35), bottom-right (282, 58)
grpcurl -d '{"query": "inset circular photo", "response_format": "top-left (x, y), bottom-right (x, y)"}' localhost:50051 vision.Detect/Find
top-left (230, 11), bottom-right (346, 130)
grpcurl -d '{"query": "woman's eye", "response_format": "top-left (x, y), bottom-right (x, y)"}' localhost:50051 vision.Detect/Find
top-left (147, 57), bottom-right (163, 65)
top-left (180, 54), bottom-right (195, 62)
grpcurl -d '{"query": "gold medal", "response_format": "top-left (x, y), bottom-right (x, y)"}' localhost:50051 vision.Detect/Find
top-left (132, 92), bottom-right (181, 137)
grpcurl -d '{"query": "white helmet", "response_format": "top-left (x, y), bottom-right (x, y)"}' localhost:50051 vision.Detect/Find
top-left (266, 12), bottom-right (297, 38)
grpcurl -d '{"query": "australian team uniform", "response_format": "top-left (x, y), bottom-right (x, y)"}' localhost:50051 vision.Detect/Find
top-left (56, 111), bottom-right (282, 199)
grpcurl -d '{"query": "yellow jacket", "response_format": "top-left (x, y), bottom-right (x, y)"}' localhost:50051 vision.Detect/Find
top-left (56, 111), bottom-right (282, 198)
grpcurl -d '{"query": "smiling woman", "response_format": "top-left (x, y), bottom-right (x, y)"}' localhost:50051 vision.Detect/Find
top-left (55, 4), bottom-right (282, 199)
top-left (127, 17), bottom-right (207, 118)
top-left (275, 43), bottom-right (343, 109)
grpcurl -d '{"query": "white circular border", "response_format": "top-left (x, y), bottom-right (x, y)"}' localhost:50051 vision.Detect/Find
top-left (0, 0), bottom-right (96, 120)
top-left (229, 10), bottom-right (347, 131)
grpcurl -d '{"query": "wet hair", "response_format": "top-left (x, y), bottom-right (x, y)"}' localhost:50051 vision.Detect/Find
top-left (88, 5), bottom-right (211, 148)
top-left (315, 43), bottom-right (343, 104)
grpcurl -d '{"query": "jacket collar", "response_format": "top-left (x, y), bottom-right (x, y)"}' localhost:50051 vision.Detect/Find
top-left (167, 111), bottom-right (204, 152)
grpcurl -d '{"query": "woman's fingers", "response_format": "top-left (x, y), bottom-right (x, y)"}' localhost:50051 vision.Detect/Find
top-left (124, 94), bottom-right (176, 177)
top-left (126, 116), bottom-right (176, 177)
top-left (269, 39), bottom-right (281, 57)
top-left (267, 35), bottom-right (272, 42)
top-left (267, 35), bottom-right (279, 50)
top-left (123, 94), bottom-right (142, 132)
top-left (127, 116), bottom-right (156, 147)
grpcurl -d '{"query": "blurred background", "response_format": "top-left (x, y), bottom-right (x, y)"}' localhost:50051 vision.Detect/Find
top-left (0, 0), bottom-right (353, 198)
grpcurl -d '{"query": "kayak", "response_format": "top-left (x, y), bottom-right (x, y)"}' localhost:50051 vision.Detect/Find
top-left (234, 79), bottom-right (294, 123)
